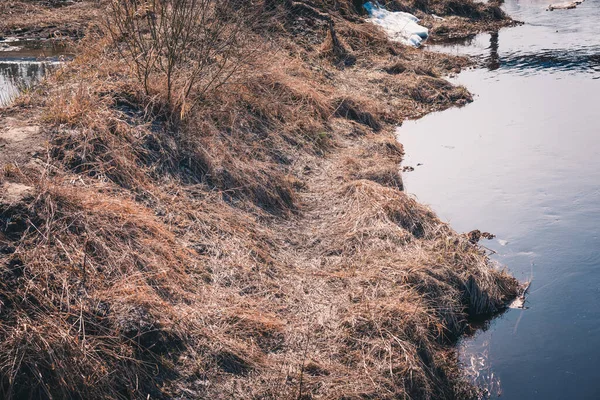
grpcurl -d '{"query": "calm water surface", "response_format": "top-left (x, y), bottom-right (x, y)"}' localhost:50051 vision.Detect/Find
top-left (0, 39), bottom-right (70, 106)
top-left (399, 0), bottom-right (600, 398)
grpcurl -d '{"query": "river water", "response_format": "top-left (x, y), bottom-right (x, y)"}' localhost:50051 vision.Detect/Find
top-left (398, 0), bottom-right (600, 398)
top-left (0, 39), bottom-right (69, 106)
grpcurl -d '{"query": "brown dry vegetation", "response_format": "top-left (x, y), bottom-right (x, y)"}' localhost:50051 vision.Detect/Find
top-left (0, 0), bottom-right (518, 399)
top-left (0, 0), bottom-right (100, 39)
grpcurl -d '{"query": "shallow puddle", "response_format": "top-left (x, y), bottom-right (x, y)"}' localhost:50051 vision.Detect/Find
top-left (399, 0), bottom-right (600, 398)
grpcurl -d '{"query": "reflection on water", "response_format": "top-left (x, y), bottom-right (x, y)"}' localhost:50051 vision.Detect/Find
top-left (464, 336), bottom-right (502, 398)
top-left (435, 29), bottom-right (600, 77)
top-left (431, 0), bottom-right (600, 78)
top-left (0, 39), bottom-right (71, 106)
top-left (0, 62), bottom-right (47, 106)
top-left (400, 0), bottom-right (600, 398)
top-left (488, 32), bottom-right (500, 71)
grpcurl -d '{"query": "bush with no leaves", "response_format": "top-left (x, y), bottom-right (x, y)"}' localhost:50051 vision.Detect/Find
top-left (108, 0), bottom-right (253, 113)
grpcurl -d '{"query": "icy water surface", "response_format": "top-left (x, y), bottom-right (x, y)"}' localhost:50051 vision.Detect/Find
top-left (0, 39), bottom-right (70, 106)
top-left (398, 0), bottom-right (600, 398)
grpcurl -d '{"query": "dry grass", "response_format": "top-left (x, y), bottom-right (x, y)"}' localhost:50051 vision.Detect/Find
top-left (0, 0), bottom-right (519, 399)
top-left (0, 0), bottom-right (100, 39)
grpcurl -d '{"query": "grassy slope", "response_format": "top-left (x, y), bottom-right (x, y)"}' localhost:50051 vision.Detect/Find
top-left (0, 1), bottom-right (517, 399)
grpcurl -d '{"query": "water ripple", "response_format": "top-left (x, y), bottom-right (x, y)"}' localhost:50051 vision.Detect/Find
top-left (477, 47), bottom-right (600, 76)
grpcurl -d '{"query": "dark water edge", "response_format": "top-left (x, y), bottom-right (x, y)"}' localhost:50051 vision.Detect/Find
top-left (399, 0), bottom-right (600, 398)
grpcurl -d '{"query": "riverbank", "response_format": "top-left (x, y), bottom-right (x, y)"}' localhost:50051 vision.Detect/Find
top-left (0, 1), bottom-right (517, 398)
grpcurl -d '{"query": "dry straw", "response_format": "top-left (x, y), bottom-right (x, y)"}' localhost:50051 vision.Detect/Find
top-left (0, 0), bottom-right (518, 398)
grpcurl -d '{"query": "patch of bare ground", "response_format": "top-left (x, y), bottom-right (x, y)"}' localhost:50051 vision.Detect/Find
top-left (0, 0), bottom-right (519, 398)
top-left (0, 109), bottom-right (45, 166)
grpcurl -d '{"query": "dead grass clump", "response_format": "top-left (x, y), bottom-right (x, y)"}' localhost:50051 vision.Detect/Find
top-left (334, 98), bottom-right (382, 131)
top-left (353, 163), bottom-right (404, 189)
top-left (385, 59), bottom-right (439, 77)
top-left (312, 180), bottom-right (444, 258)
top-left (342, 180), bottom-right (444, 242)
top-left (226, 62), bottom-right (333, 146)
top-left (320, 21), bottom-right (358, 67)
top-left (337, 20), bottom-right (400, 56)
top-left (45, 84), bottom-right (149, 189)
top-left (390, 232), bottom-right (518, 325)
top-left (225, 310), bottom-right (285, 353)
top-left (339, 297), bottom-right (440, 398)
top-left (439, 0), bottom-right (506, 20)
top-left (0, 180), bottom-right (198, 398)
top-left (210, 162), bottom-right (297, 215)
top-left (405, 75), bottom-right (472, 107)
top-left (302, 170), bottom-right (517, 343)
top-left (341, 135), bottom-right (404, 189)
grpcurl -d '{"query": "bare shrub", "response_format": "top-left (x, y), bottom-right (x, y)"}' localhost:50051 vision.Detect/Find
top-left (108, 0), bottom-right (253, 112)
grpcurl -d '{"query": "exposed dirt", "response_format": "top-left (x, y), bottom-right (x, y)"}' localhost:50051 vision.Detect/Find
top-left (0, 110), bottom-right (45, 166)
top-left (0, 182), bottom-right (35, 205)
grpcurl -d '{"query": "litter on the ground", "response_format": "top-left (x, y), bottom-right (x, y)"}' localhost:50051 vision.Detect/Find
top-left (363, 2), bottom-right (429, 47)
top-left (548, 0), bottom-right (584, 10)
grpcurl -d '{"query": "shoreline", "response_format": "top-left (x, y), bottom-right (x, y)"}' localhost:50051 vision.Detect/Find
top-left (0, 1), bottom-right (518, 398)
